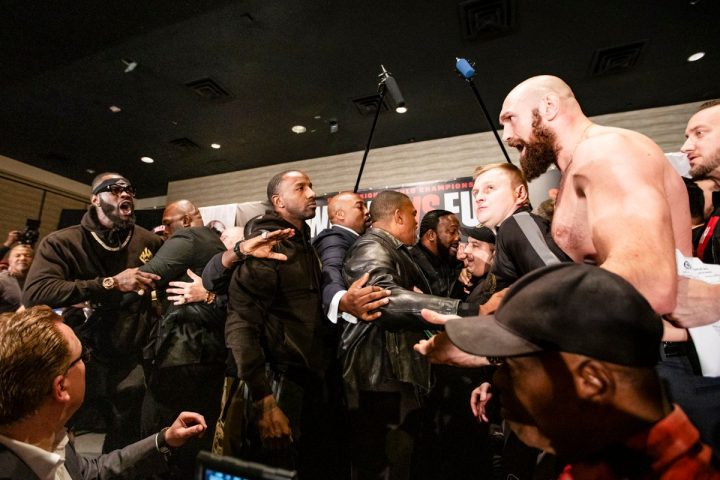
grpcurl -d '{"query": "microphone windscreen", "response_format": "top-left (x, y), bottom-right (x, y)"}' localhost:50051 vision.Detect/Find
top-left (384, 75), bottom-right (405, 107)
top-left (456, 58), bottom-right (475, 79)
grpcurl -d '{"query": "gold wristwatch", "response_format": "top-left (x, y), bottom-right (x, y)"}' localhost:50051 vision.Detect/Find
top-left (102, 277), bottom-right (117, 290)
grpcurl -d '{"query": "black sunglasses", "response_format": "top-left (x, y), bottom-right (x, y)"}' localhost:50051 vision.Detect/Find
top-left (97, 184), bottom-right (136, 197)
top-left (65, 345), bottom-right (92, 373)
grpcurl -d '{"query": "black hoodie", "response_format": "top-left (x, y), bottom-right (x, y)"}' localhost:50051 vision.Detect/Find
top-left (225, 212), bottom-right (334, 400)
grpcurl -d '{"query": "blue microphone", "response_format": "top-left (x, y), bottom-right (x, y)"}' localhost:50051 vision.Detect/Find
top-left (456, 58), bottom-right (475, 79)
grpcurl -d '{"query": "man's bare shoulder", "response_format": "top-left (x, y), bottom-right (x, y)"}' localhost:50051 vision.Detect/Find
top-left (571, 126), bottom-right (665, 176)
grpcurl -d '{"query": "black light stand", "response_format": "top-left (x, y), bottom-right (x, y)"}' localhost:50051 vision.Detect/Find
top-left (455, 58), bottom-right (513, 164)
top-left (353, 65), bottom-right (404, 193)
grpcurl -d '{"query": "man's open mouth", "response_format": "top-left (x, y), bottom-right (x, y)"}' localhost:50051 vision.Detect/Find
top-left (119, 201), bottom-right (134, 215)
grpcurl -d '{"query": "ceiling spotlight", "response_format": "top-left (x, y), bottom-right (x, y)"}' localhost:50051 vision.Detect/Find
top-left (86, 168), bottom-right (96, 174)
top-left (211, 143), bottom-right (221, 149)
top-left (329, 119), bottom-right (339, 134)
top-left (291, 125), bottom-right (307, 134)
top-left (109, 105), bottom-right (122, 113)
top-left (687, 51), bottom-right (705, 62)
top-left (121, 58), bottom-right (138, 73)
top-left (140, 156), bottom-right (154, 164)
top-left (395, 106), bottom-right (407, 114)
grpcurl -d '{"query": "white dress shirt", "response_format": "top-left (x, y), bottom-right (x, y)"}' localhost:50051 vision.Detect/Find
top-left (0, 430), bottom-right (72, 480)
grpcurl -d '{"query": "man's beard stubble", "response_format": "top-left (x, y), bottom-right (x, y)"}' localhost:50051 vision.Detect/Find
top-left (514, 110), bottom-right (560, 181)
top-left (690, 146), bottom-right (720, 180)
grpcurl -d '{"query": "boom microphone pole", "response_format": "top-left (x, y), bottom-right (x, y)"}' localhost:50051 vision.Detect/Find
top-left (455, 58), bottom-right (513, 164)
top-left (353, 65), bottom-right (406, 192)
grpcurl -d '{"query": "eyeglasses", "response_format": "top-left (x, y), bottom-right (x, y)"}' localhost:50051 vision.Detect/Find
top-left (65, 345), bottom-right (92, 373)
top-left (97, 184), bottom-right (136, 197)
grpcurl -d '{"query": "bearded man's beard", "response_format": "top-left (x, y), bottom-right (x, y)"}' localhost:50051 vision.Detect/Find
top-left (690, 147), bottom-right (720, 180)
top-left (99, 198), bottom-right (136, 231)
top-left (514, 110), bottom-right (560, 181)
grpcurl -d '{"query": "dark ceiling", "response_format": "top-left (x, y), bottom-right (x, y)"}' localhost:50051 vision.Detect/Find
top-left (1, 0), bottom-right (719, 197)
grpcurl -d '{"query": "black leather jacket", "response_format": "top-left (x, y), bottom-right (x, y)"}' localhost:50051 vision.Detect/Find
top-left (340, 228), bottom-right (460, 403)
top-left (343, 228), bottom-right (460, 331)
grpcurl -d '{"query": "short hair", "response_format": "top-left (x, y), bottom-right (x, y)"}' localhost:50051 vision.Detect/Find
top-left (370, 191), bottom-right (411, 223)
top-left (473, 163), bottom-right (529, 191)
top-left (697, 99), bottom-right (720, 112)
top-left (266, 170), bottom-right (302, 203)
top-left (0, 306), bottom-right (71, 426)
top-left (419, 210), bottom-right (454, 238)
top-left (9, 244), bottom-right (33, 255)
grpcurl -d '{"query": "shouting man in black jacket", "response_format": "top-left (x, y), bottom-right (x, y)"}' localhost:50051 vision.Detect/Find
top-left (22, 172), bottom-right (163, 452)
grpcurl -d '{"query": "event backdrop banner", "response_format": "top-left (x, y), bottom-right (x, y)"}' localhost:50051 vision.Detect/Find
top-left (307, 176), bottom-right (478, 238)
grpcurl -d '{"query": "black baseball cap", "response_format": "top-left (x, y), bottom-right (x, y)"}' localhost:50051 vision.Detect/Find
top-left (445, 263), bottom-right (662, 367)
top-left (460, 225), bottom-right (496, 244)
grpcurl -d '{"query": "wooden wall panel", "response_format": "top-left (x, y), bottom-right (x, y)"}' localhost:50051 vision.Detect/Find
top-left (0, 174), bottom-right (87, 252)
top-left (39, 192), bottom-right (88, 238)
top-left (0, 177), bottom-right (44, 244)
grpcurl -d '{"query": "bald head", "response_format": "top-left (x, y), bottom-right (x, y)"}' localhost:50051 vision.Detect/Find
top-left (328, 191), bottom-right (369, 234)
top-left (504, 76), bottom-right (575, 108)
top-left (162, 199), bottom-right (203, 237)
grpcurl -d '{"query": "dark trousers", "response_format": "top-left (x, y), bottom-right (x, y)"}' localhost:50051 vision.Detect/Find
top-left (239, 369), bottom-right (349, 480)
top-left (69, 357), bottom-right (145, 453)
top-left (657, 353), bottom-right (720, 453)
top-left (141, 363), bottom-right (225, 479)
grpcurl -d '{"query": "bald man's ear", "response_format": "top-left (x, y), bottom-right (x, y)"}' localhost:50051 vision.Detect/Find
top-left (394, 208), bottom-right (403, 225)
top-left (91, 194), bottom-right (100, 207)
top-left (540, 93), bottom-right (560, 121)
top-left (575, 360), bottom-right (614, 404)
top-left (336, 209), bottom-right (346, 220)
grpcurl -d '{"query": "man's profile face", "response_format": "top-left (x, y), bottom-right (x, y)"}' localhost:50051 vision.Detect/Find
top-left (8, 246), bottom-right (33, 277)
top-left (339, 194), bottom-right (370, 235)
top-left (493, 352), bottom-right (586, 457)
top-left (276, 172), bottom-right (317, 222)
top-left (161, 206), bottom-right (186, 238)
top-left (94, 177), bottom-right (136, 229)
top-left (463, 238), bottom-right (494, 277)
top-left (435, 215), bottom-right (460, 259)
top-left (397, 199), bottom-right (418, 246)
top-left (57, 322), bottom-right (86, 418)
top-left (683, 105), bottom-right (720, 180)
top-left (472, 170), bottom-right (522, 229)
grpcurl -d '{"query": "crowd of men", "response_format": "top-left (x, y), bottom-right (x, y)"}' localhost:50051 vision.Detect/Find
top-left (1, 76), bottom-right (719, 480)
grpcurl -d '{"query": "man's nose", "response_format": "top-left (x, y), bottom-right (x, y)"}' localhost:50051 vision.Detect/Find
top-left (680, 137), bottom-right (693, 153)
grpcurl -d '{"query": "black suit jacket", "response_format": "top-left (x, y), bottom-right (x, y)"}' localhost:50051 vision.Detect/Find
top-left (312, 225), bottom-right (359, 317)
top-left (0, 435), bottom-right (167, 480)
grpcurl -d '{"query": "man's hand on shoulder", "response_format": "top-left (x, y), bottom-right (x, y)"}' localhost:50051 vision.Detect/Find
top-left (164, 411), bottom-right (207, 448)
top-left (339, 272), bottom-right (391, 321)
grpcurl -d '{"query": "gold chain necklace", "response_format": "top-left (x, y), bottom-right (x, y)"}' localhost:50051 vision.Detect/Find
top-left (90, 230), bottom-right (133, 252)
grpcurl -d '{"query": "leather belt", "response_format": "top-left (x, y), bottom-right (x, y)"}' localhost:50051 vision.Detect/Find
top-left (661, 341), bottom-right (689, 358)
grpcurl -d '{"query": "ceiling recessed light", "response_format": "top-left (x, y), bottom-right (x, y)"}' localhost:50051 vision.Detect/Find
top-left (86, 168), bottom-right (96, 174)
top-left (211, 143), bottom-right (221, 149)
top-left (291, 125), bottom-right (307, 134)
top-left (314, 115), bottom-right (322, 120)
top-left (109, 105), bottom-right (122, 113)
top-left (687, 51), bottom-right (705, 62)
top-left (140, 156), bottom-right (154, 164)
top-left (396, 106), bottom-right (408, 114)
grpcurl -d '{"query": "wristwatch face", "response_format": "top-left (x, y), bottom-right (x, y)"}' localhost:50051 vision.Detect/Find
top-left (102, 277), bottom-right (115, 290)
